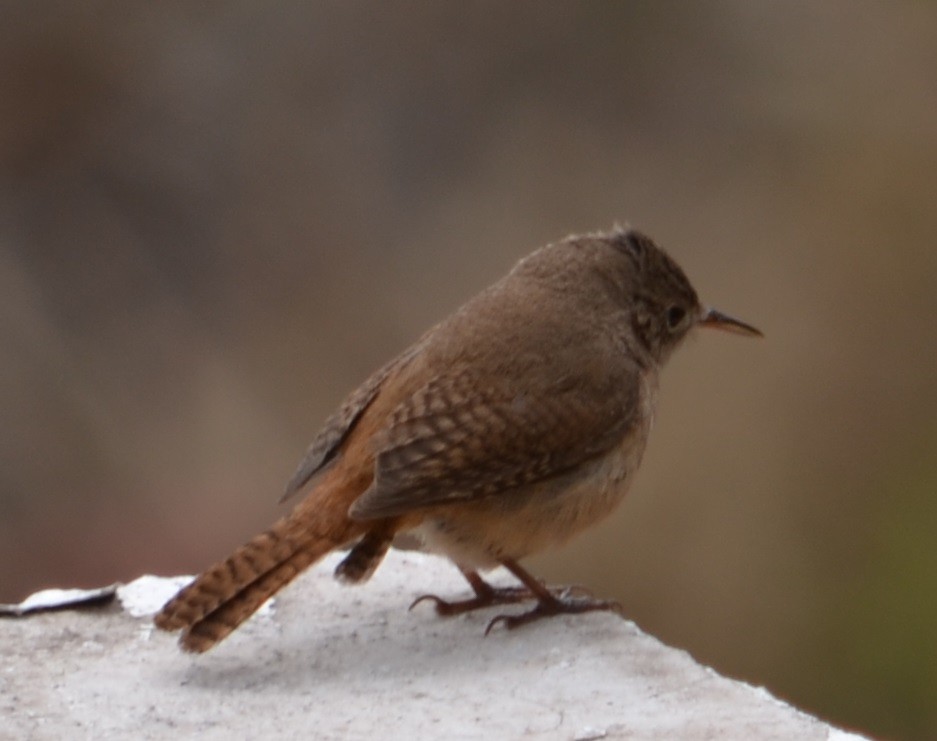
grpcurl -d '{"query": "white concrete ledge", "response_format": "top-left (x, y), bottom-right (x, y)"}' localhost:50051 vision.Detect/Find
top-left (1, 551), bottom-right (864, 740)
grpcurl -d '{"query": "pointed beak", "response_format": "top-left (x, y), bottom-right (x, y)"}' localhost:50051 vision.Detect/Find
top-left (699, 307), bottom-right (763, 337)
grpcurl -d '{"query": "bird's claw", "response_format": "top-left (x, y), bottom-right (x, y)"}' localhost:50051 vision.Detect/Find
top-left (484, 597), bottom-right (624, 635)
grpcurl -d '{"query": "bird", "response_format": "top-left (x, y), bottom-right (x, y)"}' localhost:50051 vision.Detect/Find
top-left (154, 227), bottom-right (761, 652)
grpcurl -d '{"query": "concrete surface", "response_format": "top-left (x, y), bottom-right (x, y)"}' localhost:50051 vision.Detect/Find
top-left (0, 551), bottom-right (865, 740)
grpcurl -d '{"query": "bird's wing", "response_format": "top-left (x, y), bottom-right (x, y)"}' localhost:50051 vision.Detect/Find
top-left (348, 370), bottom-right (639, 519)
top-left (280, 342), bottom-right (424, 502)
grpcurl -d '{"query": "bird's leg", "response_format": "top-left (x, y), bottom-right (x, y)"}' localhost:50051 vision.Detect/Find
top-left (409, 568), bottom-right (533, 616)
top-left (410, 564), bottom-right (594, 617)
top-left (484, 559), bottom-right (623, 635)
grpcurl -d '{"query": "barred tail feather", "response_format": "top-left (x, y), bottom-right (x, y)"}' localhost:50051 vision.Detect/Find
top-left (154, 514), bottom-right (360, 652)
top-left (177, 537), bottom-right (336, 652)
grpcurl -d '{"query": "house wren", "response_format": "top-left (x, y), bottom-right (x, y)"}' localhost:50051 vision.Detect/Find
top-left (155, 228), bottom-right (761, 652)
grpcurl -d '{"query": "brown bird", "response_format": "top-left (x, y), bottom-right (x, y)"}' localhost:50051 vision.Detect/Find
top-left (154, 228), bottom-right (761, 652)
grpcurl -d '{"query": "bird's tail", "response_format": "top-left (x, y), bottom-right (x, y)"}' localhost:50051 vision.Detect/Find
top-left (154, 511), bottom-right (363, 653)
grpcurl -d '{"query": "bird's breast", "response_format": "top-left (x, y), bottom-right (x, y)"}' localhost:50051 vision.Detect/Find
top-left (411, 397), bottom-right (655, 570)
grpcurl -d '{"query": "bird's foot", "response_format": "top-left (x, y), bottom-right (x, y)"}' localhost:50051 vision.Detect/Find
top-left (410, 583), bottom-right (592, 617)
top-left (484, 595), bottom-right (623, 635)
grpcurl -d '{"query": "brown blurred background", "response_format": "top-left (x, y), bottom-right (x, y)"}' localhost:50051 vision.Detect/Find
top-left (2, 1), bottom-right (936, 737)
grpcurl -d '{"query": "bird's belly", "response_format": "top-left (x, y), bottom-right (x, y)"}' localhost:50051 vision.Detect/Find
top-left (411, 432), bottom-right (647, 570)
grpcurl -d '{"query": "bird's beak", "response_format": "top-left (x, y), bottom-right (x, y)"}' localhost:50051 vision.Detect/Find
top-left (699, 307), bottom-right (763, 337)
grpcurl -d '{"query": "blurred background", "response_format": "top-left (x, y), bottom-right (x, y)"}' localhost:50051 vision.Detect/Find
top-left (2, 1), bottom-right (935, 737)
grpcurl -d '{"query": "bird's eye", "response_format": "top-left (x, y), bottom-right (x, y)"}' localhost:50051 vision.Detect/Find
top-left (666, 305), bottom-right (686, 330)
